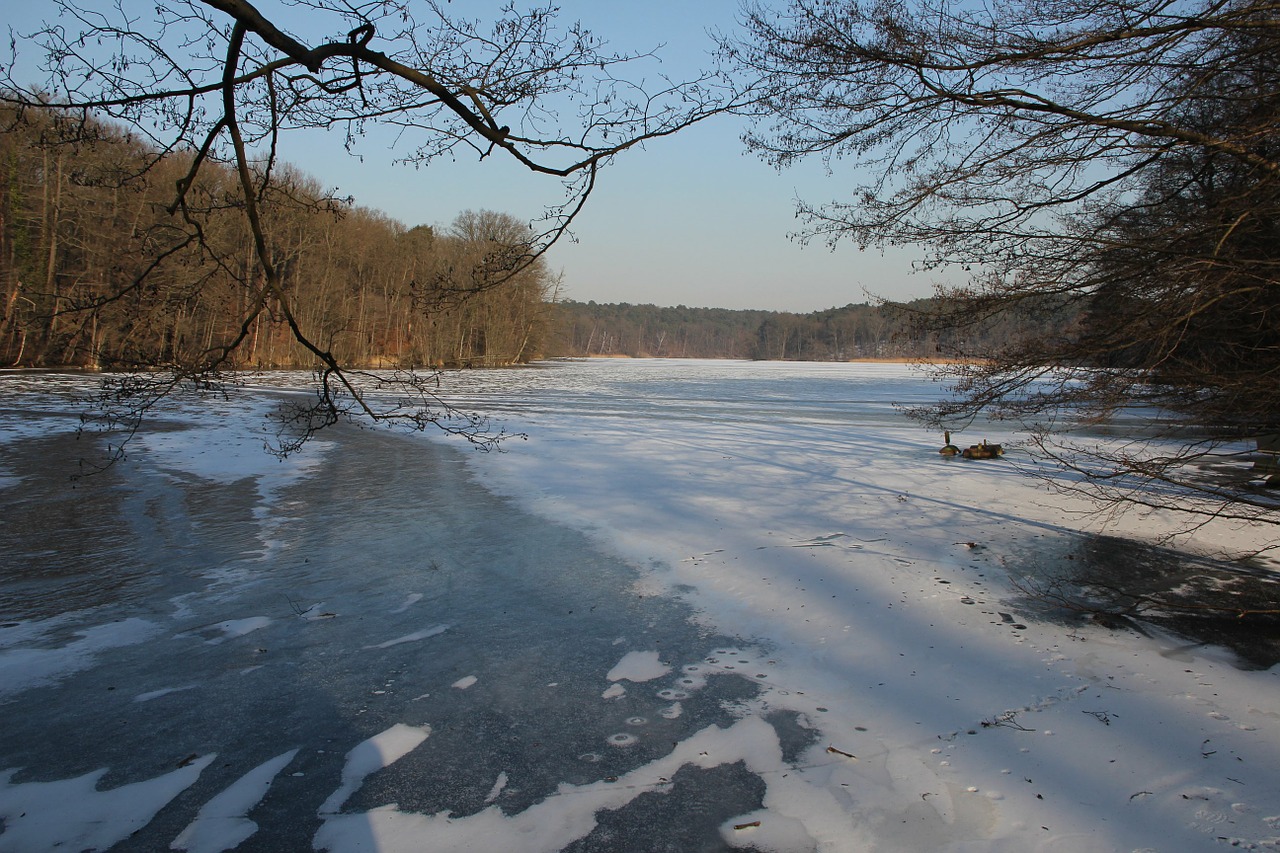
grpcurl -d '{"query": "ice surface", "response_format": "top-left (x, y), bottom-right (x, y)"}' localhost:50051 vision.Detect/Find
top-left (2, 360), bottom-right (1279, 852)
top-left (427, 358), bottom-right (1280, 851)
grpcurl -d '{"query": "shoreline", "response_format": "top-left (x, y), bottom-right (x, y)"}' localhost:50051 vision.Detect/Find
top-left (573, 353), bottom-right (981, 364)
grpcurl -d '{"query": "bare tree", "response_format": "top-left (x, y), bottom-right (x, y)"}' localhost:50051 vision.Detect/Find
top-left (2, 0), bottom-right (735, 451)
top-left (729, 0), bottom-right (1280, 542)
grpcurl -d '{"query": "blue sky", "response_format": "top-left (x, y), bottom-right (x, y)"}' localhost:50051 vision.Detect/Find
top-left (7, 0), bottom-right (942, 312)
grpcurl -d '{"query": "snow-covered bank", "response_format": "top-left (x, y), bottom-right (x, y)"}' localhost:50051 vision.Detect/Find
top-left (1, 359), bottom-right (1277, 852)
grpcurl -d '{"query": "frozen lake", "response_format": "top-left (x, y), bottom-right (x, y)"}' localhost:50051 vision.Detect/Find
top-left (1, 359), bottom-right (1278, 852)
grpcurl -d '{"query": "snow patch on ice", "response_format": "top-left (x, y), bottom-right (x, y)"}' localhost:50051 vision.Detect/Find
top-left (719, 808), bottom-right (814, 852)
top-left (0, 754), bottom-right (214, 852)
top-left (131, 407), bottom-right (335, 563)
top-left (171, 749), bottom-right (298, 853)
top-left (133, 419), bottom-right (330, 492)
top-left (0, 415), bottom-right (73, 451)
top-left (134, 684), bottom-right (198, 703)
top-left (0, 617), bottom-right (161, 698)
top-left (170, 594), bottom-right (199, 621)
top-left (390, 593), bottom-right (423, 614)
top-left (318, 724), bottom-right (430, 816)
top-left (601, 683), bottom-right (626, 700)
top-left (452, 675), bottom-right (478, 690)
top-left (310, 715), bottom-right (832, 853)
top-left (203, 616), bottom-right (271, 645)
top-left (606, 650), bottom-right (670, 683)
top-left (365, 625), bottom-right (447, 650)
top-left (484, 772), bottom-right (508, 804)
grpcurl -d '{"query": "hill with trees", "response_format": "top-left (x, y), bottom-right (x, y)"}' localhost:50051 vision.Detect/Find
top-left (1, 106), bottom-right (557, 372)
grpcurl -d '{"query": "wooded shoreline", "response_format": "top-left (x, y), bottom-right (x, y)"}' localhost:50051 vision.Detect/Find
top-left (0, 107), bottom-right (1046, 373)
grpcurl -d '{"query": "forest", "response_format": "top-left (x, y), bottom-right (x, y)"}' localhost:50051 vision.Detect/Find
top-left (2, 103), bottom-right (1050, 372)
top-left (0, 105), bottom-right (558, 372)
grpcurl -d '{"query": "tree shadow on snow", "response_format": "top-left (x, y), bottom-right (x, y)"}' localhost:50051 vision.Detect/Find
top-left (1002, 533), bottom-right (1280, 669)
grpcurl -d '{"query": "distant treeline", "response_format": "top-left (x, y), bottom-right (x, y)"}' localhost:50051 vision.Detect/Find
top-left (547, 299), bottom-right (1056, 360)
top-left (0, 104), bottom-right (555, 371)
